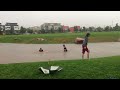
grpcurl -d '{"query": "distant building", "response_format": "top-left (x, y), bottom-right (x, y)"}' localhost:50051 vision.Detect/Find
top-left (4, 23), bottom-right (20, 34)
top-left (74, 26), bottom-right (80, 32)
top-left (41, 23), bottom-right (62, 33)
top-left (75, 26), bottom-right (80, 30)
top-left (62, 25), bottom-right (69, 32)
top-left (28, 26), bottom-right (41, 31)
top-left (28, 26), bottom-right (41, 34)
top-left (69, 27), bottom-right (74, 32)
top-left (0, 23), bottom-right (4, 34)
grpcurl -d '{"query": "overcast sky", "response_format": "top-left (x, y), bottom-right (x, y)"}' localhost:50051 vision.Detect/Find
top-left (0, 11), bottom-right (120, 28)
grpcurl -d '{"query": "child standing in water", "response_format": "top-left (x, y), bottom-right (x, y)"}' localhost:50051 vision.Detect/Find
top-left (63, 44), bottom-right (67, 52)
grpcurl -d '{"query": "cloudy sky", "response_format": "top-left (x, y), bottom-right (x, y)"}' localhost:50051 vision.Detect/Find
top-left (0, 11), bottom-right (120, 28)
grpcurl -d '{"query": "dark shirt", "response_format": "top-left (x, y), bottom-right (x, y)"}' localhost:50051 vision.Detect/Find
top-left (82, 36), bottom-right (88, 46)
top-left (64, 47), bottom-right (67, 52)
top-left (39, 49), bottom-right (43, 52)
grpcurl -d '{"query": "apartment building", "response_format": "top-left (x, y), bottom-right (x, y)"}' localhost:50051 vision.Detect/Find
top-left (4, 23), bottom-right (20, 34)
top-left (41, 23), bottom-right (62, 33)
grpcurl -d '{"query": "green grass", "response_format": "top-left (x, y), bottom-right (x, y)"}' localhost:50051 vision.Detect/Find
top-left (0, 31), bottom-right (120, 44)
top-left (0, 56), bottom-right (120, 79)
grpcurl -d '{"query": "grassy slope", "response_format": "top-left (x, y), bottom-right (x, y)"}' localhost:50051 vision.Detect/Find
top-left (0, 31), bottom-right (120, 44)
top-left (0, 56), bottom-right (120, 79)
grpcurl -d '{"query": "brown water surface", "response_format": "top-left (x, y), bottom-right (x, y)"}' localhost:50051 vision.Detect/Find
top-left (0, 42), bottom-right (120, 64)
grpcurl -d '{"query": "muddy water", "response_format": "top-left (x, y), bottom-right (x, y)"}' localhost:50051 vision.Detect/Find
top-left (0, 42), bottom-right (120, 64)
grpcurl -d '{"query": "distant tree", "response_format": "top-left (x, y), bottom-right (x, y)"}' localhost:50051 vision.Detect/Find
top-left (104, 26), bottom-right (110, 32)
top-left (20, 26), bottom-right (26, 34)
top-left (0, 26), bottom-right (3, 34)
top-left (88, 26), bottom-right (96, 32)
top-left (113, 23), bottom-right (120, 31)
top-left (41, 29), bottom-right (45, 34)
top-left (86, 28), bottom-right (90, 32)
top-left (58, 27), bottom-right (62, 33)
top-left (45, 25), bottom-right (49, 33)
top-left (27, 29), bottom-right (33, 34)
top-left (79, 28), bottom-right (82, 32)
top-left (74, 26), bottom-right (78, 32)
top-left (82, 27), bottom-right (86, 32)
top-left (0, 26), bottom-right (2, 31)
top-left (50, 26), bottom-right (54, 33)
top-left (109, 26), bottom-right (113, 31)
top-left (96, 27), bottom-right (103, 32)
top-left (88, 27), bottom-right (93, 32)
top-left (51, 28), bottom-right (54, 33)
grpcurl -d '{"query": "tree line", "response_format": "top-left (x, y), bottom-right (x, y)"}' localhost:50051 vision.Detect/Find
top-left (20, 23), bottom-right (120, 34)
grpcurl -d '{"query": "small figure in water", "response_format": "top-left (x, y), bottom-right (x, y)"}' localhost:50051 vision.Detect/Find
top-left (39, 48), bottom-right (43, 52)
top-left (63, 44), bottom-right (67, 52)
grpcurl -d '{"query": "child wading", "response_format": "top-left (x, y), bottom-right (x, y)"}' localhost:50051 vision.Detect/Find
top-left (39, 48), bottom-right (43, 52)
top-left (63, 44), bottom-right (67, 52)
top-left (82, 33), bottom-right (90, 59)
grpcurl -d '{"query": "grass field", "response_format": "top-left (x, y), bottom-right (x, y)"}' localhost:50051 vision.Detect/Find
top-left (0, 56), bottom-right (120, 79)
top-left (0, 31), bottom-right (120, 44)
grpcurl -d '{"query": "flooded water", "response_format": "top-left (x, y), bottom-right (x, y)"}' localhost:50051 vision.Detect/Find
top-left (0, 42), bottom-right (120, 64)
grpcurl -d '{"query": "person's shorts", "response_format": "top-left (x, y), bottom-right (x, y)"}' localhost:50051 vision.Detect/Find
top-left (82, 45), bottom-right (89, 54)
